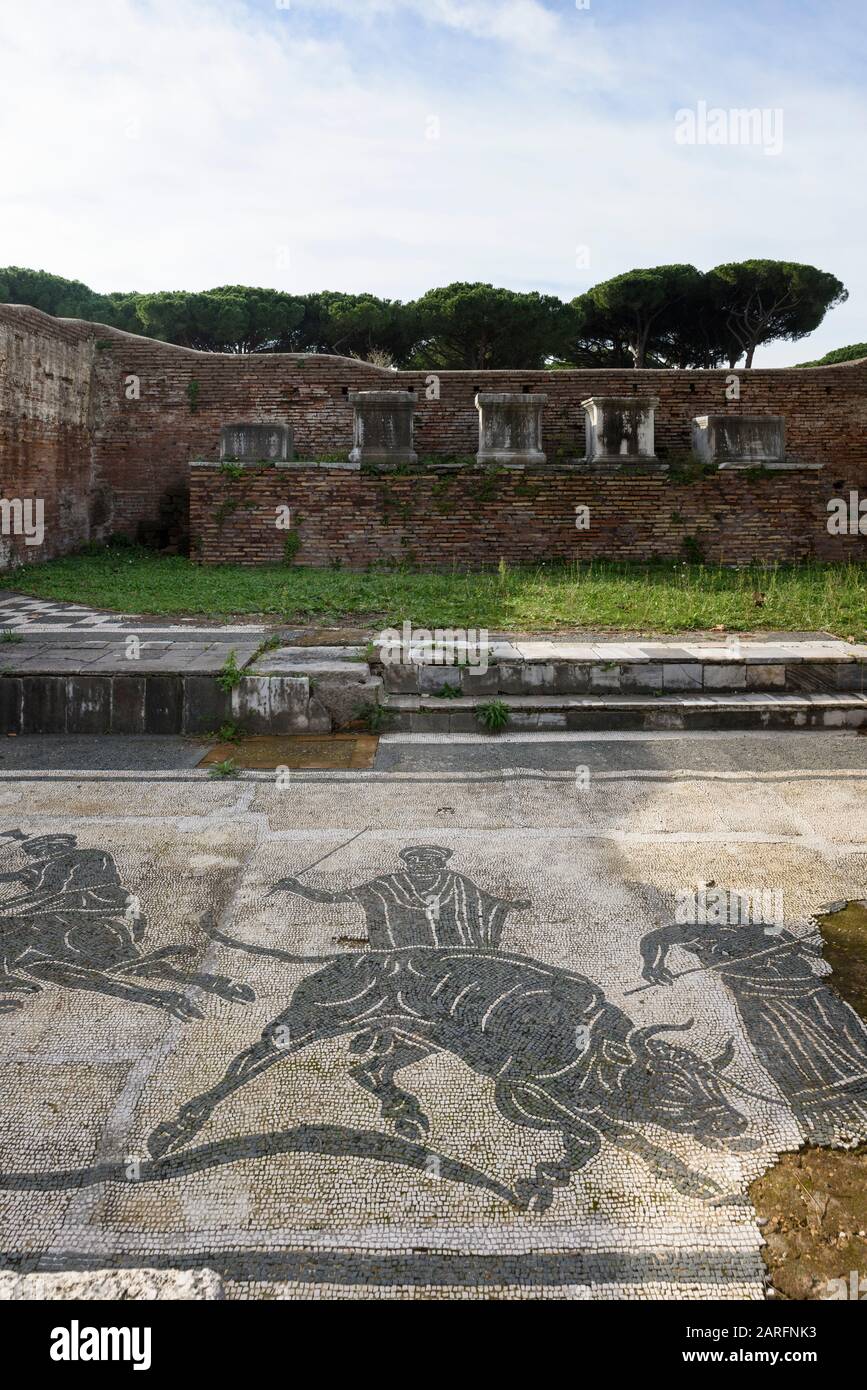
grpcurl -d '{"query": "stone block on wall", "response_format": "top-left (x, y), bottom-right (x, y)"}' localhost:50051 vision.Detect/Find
top-left (475, 392), bottom-right (547, 467)
top-left (220, 423), bottom-right (293, 462)
top-left (348, 390), bottom-right (417, 467)
top-left (692, 414), bottom-right (786, 468)
top-left (582, 396), bottom-right (660, 463)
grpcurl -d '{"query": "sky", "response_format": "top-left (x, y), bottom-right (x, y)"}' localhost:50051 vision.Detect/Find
top-left (1, 0), bottom-right (865, 364)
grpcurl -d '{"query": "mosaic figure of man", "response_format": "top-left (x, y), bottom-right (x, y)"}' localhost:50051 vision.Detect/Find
top-left (639, 916), bottom-right (867, 1143)
top-left (274, 844), bottom-right (529, 949)
top-left (0, 831), bottom-right (144, 963)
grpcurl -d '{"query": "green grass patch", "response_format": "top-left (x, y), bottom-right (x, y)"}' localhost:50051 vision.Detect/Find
top-left (7, 545), bottom-right (867, 639)
top-left (207, 758), bottom-right (239, 780)
top-left (477, 699), bottom-right (511, 733)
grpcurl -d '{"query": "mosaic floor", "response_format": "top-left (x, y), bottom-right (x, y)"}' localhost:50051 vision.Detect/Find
top-left (1, 762), bottom-right (866, 1299)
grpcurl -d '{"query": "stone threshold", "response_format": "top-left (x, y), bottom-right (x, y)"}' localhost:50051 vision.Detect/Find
top-left (381, 691), bottom-right (867, 734)
top-left (377, 637), bottom-right (867, 664)
top-left (387, 692), bottom-right (867, 711)
top-left (380, 645), bottom-right (867, 698)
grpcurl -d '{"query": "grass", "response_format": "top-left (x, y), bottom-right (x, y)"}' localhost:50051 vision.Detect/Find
top-left (207, 758), bottom-right (239, 780)
top-left (477, 699), bottom-right (511, 733)
top-left (7, 545), bottom-right (867, 639)
top-left (216, 649), bottom-right (244, 692)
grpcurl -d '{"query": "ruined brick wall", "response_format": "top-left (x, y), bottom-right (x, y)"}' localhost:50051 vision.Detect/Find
top-left (189, 464), bottom-right (866, 568)
top-left (0, 305), bottom-right (100, 566)
top-left (87, 321), bottom-right (867, 487)
top-left (2, 301), bottom-right (866, 569)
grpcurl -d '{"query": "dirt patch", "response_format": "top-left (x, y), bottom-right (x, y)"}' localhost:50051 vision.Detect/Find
top-left (819, 901), bottom-right (867, 1021)
top-left (198, 734), bottom-right (377, 770)
top-left (750, 902), bottom-right (867, 1300)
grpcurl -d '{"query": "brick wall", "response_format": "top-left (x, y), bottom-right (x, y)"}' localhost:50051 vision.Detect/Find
top-left (189, 464), bottom-right (866, 568)
top-left (0, 306), bottom-right (99, 565)
top-left (2, 301), bottom-right (867, 570)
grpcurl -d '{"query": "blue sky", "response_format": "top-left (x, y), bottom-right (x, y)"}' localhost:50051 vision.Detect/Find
top-left (1, 0), bottom-right (865, 362)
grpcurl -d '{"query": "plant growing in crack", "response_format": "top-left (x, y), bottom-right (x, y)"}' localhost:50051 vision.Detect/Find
top-left (207, 758), bottom-right (239, 779)
top-left (477, 699), bottom-right (511, 734)
top-left (353, 702), bottom-right (393, 734)
top-left (216, 649), bottom-right (245, 692)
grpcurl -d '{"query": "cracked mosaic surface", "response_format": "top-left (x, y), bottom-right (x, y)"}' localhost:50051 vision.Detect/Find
top-left (1, 765), bottom-right (866, 1299)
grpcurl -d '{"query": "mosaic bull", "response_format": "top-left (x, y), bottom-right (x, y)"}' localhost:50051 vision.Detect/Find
top-left (149, 846), bottom-right (754, 1207)
top-left (0, 831), bottom-right (253, 1019)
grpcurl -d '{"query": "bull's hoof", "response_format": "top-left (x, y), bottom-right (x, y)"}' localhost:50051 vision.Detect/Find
top-left (164, 993), bottom-right (205, 1021)
top-left (393, 1115), bottom-right (429, 1142)
top-left (383, 1093), bottom-right (429, 1142)
top-left (514, 1178), bottom-right (555, 1214)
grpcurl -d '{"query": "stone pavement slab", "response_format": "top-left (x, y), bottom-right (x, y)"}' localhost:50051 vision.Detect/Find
top-left (0, 1269), bottom-right (224, 1300)
top-left (0, 639), bottom-right (262, 675)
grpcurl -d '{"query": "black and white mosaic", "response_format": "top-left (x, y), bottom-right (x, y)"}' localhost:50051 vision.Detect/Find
top-left (1, 766), bottom-right (866, 1298)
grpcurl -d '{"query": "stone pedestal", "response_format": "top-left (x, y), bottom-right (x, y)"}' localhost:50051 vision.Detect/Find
top-left (348, 391), bottom-right (417, 468)
top-left (475, 392), bottom-right (547, 467)
top-left (220, 423), bottom-right (293, 462)
top-left (692, 414), bottom-right (786, 468)
top-left (582, 396), bottom-right (659, 463)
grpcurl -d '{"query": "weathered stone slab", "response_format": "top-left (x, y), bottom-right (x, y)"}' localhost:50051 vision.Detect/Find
top-left (144, 675), bottom-right (183, 734)
top-left (702, 663), bottom-right (747, 689)
top-left (475, 392), bottom-right (547, 467)
top-left (66, 675), bottom-right (111, 734)
top-left (313, 675), bottom-right (381, 729)
top-left (662, 663), bottom-right (703, 690)
top-left (348, 391), bottom-right (417, 467)
top-left (231, 674), bottom-right (327, 733)
top-left (0, 1269), bottom-right (224, 1300)
top-left (183, 676), bottom-right (232, 734)
top-left (220, 423), bottom-right (293, 462)
top-left (21, 676), bottom-right (66, 733)
top-left (589, 665), bottom-right (622, 692)
top-left (110, 674), bottom-right (147, 733)
top-left (692, 414), bottom-right (785, 466)
top-left (0, 676), bottom-right (21, 733)
top-left (582, 396), bottom-right (659, 463)
top-left (745, 664), bottom-right (787, 689)
top-left (552, 662), bottom-right (592, 694)
top-left (620, 662), bottom-right (664, 692)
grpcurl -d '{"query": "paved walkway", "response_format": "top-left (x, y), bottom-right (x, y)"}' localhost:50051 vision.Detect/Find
top-left (0, 593), bottom-right (264, 640)
top-left (1, 733), bottom-right (866, 1298)
top-left (4, 592), bottom-right (866, 660)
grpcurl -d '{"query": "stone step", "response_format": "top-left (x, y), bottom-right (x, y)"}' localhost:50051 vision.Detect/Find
top-left (0, 670), bottom-right (381, 737)
top-left (375, 636), bottom-right (867, 662)
top-left (381, 690), bottom-right (867, 734)
top-left (379, 644), bottom-right (867, 697)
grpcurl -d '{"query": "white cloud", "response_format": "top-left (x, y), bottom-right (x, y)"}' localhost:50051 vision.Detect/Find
top-left (0, 0), bottom-right (864, 363)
